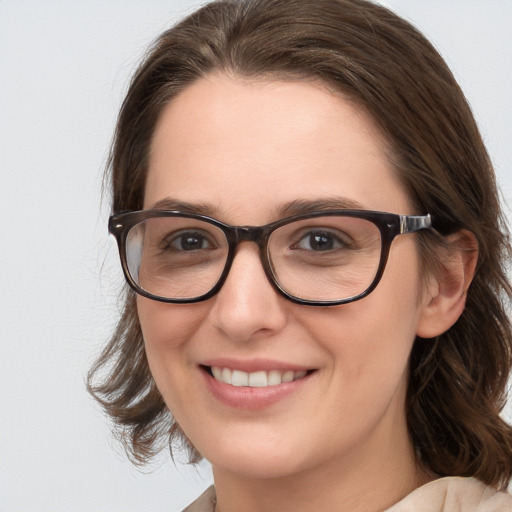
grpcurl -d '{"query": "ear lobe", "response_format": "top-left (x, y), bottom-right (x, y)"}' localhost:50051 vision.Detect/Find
top-left (416, 230), bottom-right (478, 339)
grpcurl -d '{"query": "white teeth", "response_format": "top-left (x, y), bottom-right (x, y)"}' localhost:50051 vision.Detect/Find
top-left (248, 371), bottom-right (267, 387)
top-left (210, 366), bottom-right (309, 387)
top-left (211, 366), bottom-right (223, 380)
top-left (231, 370), bottom-right (248, 387)
top-left (267, 370), bottom-right (282, 386)
top-left (281, 370), bottom-right (294, 383)
top-left (221, 367), bottom-right (232, 383)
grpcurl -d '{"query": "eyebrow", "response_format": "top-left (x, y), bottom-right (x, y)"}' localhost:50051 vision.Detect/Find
top-left (150, 198), bottom-right (218, 216)
top-left (275, 198), bottom-right (366, 217)
top-left (149, 196), bottom-right (366, 220)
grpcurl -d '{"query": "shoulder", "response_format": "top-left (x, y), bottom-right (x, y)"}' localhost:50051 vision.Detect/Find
top-left (181, 486), bottom-right (216, 512)
top-left (386, 477), bottom-right (512, 512)
top-left (180, 480), bottom-right (512, 512)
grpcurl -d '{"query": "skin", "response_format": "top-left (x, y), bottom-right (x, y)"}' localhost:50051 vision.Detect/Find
top-left (138, 75), bottom-right (464, 512)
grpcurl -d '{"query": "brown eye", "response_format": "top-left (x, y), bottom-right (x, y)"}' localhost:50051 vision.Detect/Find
top-left (293, 230), bottom-right (349, 252)
top-left (164, 230), bottom-right (215, 251)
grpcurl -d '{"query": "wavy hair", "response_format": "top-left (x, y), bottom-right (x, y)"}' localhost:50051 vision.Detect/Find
top-left (88, 0), bottom-right (512, 489)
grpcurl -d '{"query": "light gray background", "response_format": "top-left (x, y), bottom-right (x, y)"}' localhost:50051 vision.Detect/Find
top-left (0, 1), bottom-right (511, 511)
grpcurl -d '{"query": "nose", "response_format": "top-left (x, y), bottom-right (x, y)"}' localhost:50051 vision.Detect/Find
top-left (207, 243), bottom-right (288, 343)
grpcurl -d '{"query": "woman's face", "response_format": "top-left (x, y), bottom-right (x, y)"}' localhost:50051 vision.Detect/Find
top-left (139, 75), bottom-right (432, 481)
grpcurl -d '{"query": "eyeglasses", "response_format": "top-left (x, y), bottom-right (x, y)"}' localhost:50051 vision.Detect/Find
top-left (109, 209), bottom-right (432, 306)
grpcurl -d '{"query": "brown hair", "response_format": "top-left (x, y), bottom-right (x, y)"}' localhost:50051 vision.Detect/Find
top-left (88, 0), bottom-right (512, 489)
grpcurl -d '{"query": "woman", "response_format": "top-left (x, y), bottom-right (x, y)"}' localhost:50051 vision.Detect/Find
top-left (89, 0), bottom-right (512, 510)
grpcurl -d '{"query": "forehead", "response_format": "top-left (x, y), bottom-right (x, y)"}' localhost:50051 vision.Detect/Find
top-left (145, 75), bottom-right (411, 222)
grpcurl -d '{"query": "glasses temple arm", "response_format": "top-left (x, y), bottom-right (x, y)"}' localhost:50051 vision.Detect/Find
top-left (399, 214), bottom-right (432, 234)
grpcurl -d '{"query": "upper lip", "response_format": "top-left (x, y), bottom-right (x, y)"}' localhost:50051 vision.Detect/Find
top-left (200, 358), bottom-right (313, 373)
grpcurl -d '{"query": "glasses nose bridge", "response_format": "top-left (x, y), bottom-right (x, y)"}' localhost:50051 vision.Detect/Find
top-left (219, 223), bottom-right (284, 301)
top-left (232, 225), bottom-right (267, 247)
top-left (227, 225), bottom-right (271, 274)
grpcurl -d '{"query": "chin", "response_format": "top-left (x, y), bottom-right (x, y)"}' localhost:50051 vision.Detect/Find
top-left (218, 440), bottom-right (345, 483)
top-left (193, 430), bottom-right (309, 480)
top-left (211, 453), bottom-right (309, 481)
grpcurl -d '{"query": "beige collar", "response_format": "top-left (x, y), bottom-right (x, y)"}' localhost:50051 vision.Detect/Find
top-left (182, 477), bottom-right (512, 512)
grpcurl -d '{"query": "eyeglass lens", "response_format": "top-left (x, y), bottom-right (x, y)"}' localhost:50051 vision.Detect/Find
top-left (125, 215), bottom-right (382, 302)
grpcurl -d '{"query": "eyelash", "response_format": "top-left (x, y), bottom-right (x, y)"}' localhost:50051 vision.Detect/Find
top-left (162, 230), bottom-right (216, 251)
top-left (290, 229), bottom-right (352, 252)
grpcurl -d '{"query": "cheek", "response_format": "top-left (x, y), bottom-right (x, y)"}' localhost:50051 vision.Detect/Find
top-left (136, 297), bottom-right (209, 388)
top-left (137, 297), bottom-right (209, 343)
top-left (309, 301), bottom-right (415, 386)
top-left (311, 250), bottom-right (424, 395)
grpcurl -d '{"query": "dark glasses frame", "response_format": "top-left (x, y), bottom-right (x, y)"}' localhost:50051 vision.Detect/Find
top-left (109, 209), bottom-right (432, 306)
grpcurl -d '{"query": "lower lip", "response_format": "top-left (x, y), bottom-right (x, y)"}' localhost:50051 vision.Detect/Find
top-left (202, 369), bottom-right (312, 410)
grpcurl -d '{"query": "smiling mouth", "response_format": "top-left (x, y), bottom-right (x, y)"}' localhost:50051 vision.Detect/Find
top-left (202, 366), bottom-right (314, 388)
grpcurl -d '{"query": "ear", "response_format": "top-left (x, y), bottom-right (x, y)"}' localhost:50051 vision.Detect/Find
top-left (416, 230), bottom-right (478, 339)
